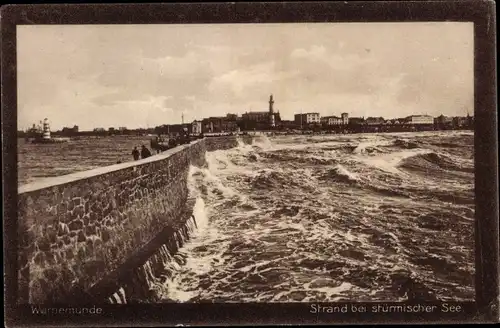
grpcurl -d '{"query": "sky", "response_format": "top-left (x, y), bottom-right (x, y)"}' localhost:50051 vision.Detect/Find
top-left (17, 22), bottom-right (473, 131)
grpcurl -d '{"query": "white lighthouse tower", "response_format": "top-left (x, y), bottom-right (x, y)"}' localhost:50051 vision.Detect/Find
top-left (269, 94), bottom-right (275, 128)
top-left (42, 118), bottom-right (51, 140)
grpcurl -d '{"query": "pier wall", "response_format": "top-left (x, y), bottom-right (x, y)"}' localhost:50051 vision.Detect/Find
top-left (204, 134), bottom-right (254, 151)
top-left (17, 136), bottom-right (252, 304)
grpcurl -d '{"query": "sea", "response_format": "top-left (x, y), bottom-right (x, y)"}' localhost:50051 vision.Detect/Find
top-left (17, 131), bottom-right (475, 302)
top-left (17, 135), bottom-right (152, 185)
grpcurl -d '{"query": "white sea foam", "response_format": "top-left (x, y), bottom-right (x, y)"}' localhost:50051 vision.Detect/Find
top-left (332, 164), bottom-right (360, 181)
top-left (352, 139), bottom-right (392, 154)
top-left (154, 132), bottom-right (474, 302)
top-left (252, 135), bottom-right (274, 150)
top-left (354, 149), bottom-right (434, 174)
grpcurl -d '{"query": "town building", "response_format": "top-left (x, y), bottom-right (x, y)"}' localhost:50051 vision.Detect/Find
top-left (348, 117), bottom-right (365, 125)
top-left (226, 113), bottom-right (239, 121)
top-left (365, 117), bottom-right (385, 125)
top-left (202, 116), bottom-right (238, 133)
top-left (168, 124), bottom-right (191, 135)
top-left (467, 113), bottom-right (474, 127)
top-left (294, 113), bottom-right (321, 126)
top-left (279, 120), bottom-right (297, 130)
top-left (321, 116), bottom-right (343, 125)
top-left (242, 111), bottom-right (269, 122)
top-left (192, 120), bottom-right (202, 135)
top-left (385, 119), bottom-right (402, 125)
top-left (435, 114), bottom-right (454, 125)
top-left (404, 115), bottom-right (434, 125)
top-left (341, 113), bottom-right (349, 125)
top-left (452, 116), bottom-right (469, 128)
top-left (61, 125), bottom-right (79, 135)
top-left (241, 94), bottom-right (281, 130)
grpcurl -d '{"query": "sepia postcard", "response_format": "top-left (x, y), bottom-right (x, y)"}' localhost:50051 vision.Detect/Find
top-left (2, 2), bottom-right (498, 326)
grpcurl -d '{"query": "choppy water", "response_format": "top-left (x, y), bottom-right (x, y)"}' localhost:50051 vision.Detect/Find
top-left (18, 136), bottom-right (151, 185)
top-left (18, 131), bottom-right (475, 302)
top-left (162, 131), bottom-right (475, 302)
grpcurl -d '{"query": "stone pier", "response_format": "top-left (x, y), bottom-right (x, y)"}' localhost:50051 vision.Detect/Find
top-left (17, 136), bottom-right (254, 304)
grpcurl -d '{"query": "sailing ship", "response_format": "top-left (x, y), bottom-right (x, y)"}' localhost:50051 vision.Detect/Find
top-left (28, 118), bottom-right (70, 144)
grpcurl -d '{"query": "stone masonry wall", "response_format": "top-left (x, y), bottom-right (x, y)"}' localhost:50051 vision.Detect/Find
top-left (205, 134), bottom-right (254, 151)
top-left (18, 140), bottom-right (207, 304)
top-left (17, 136), bottom-right (254, 304)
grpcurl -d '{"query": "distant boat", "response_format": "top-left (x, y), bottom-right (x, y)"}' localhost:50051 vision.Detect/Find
top-left (29, 118), bottom-right (70, 144)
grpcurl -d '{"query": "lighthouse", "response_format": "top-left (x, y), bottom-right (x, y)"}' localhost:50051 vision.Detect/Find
top-left (42, 118), bottom-right (51, 140)
top-left (269, 94), bottom-right (275, 128)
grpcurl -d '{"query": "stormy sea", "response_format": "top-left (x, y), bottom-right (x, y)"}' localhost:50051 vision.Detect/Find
top-left (17, 131), bottom-right (475, 303)
top-left (161, 131), bottom-right (475, 302)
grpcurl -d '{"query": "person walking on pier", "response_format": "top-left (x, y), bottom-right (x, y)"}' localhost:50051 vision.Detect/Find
top-left (132, 146), bottom-right (140, 160)
top-left (141, 145), bottom-right (152, 159)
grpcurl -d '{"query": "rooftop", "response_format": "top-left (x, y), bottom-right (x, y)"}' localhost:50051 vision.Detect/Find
top-left (244, 111), bottom-right (269, 115)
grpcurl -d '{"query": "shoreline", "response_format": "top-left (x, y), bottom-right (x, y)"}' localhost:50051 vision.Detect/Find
top-left (18, 131), bottom-right (473, 186)
top-left (17, 128), bottom-right (474, 139)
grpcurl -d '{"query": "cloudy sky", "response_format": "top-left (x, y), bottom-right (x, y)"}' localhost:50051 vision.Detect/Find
top-left (18, 22), bottom-right (473, 131)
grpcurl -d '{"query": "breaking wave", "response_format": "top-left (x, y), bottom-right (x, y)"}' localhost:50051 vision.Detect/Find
top-left (150, 131), bottom-right (474, 303)
top-left (400, 152), bottom-right (474, 174)
top-left (320, 164), bottom-right (360, 184)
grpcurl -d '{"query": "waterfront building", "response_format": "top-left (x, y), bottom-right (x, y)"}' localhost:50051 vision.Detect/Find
top-left (241, 95), bottom-right (281, 130)
top-left (202, 117), bottom-right (219, 133)
top-left (94, 128), bottom-right (106, 132)
top-left (279, 120), bottom-right (297, 130)
top-left (202, 116), bottom-right (238, 133)
top-left (160, 123), bottom-right (191, 135)
top-left (365, 117), bottom-right (385, 125)
top-left (348, 117), bottom-right (365, 125)
top-left (226, 113), bottom-right (239, 121)
top-left (192, 120), bottom-right (202, 135)
top-left (294, 113), bottom-right (321, 126)
top-left (452, 116), bottom-right (468, 128)
top-left (434, 114), bottom-right (454, 130)
top-left (321, 116), bottom-right (343, 125)
top-left (404, 115), bottom-right (434, 125)
top-left (435, 114), bottom-right (453, 125)
top-left (242, 111), bottom-right (269, 122)
top-left (467, 113), bottom-right (474, 127)
top-left (61, 125), bottom-right (79, 136)
top-left (341, 113), bottom-right (349, 125)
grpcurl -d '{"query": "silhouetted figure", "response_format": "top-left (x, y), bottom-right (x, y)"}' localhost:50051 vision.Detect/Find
top-left (156, 135), bottom-right (163, 153)
top-left (132, 147), bottom-right (140, 160)
top-left (150, 136), bottom-right (161, 154)
top-left (141, 145), bottom-right (152, 159)
top-left (141, 145), bottom-right (151, 158)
